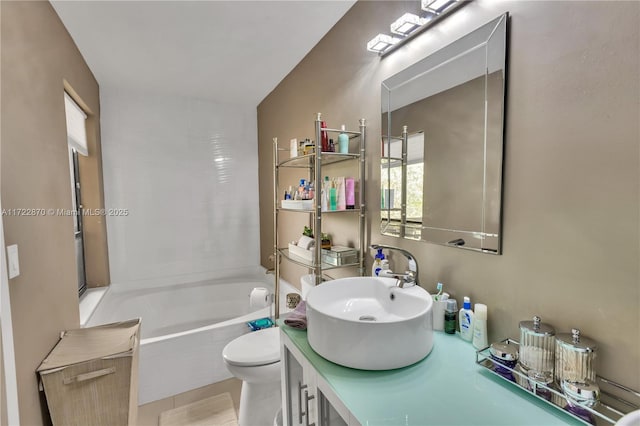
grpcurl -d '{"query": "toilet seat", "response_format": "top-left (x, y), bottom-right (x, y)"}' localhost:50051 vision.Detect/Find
top-left (223, 327), bottom-right (280, 367)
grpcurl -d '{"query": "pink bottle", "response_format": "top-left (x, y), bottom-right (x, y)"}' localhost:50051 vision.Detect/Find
top-left (346, 178), bottom-right (355, 209)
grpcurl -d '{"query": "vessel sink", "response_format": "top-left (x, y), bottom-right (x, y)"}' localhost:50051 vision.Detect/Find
top-left (306, 277), bottom-right (433, 370)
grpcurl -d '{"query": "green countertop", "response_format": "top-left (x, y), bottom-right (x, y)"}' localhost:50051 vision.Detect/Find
top-left (281, 324), bottom-right (583, 426)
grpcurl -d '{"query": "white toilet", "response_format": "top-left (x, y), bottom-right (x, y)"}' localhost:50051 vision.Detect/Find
top-left (223, 326), bottom-right (281, 426)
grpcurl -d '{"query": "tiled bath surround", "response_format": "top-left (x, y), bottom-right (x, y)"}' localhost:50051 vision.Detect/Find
top-left (101, 87), bottom-right (259, 284)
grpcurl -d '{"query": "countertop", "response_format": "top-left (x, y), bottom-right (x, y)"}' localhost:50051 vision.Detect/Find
top-left (281, 324), bottom-right (583, 426)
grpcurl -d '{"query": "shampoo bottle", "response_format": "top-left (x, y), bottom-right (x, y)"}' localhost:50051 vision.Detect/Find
top-left (459, 297), bottom-right (475, 341)
top-left (338, 125), bottom-right (349, 154)
top-left (345, 177), bottom-right (355, 209)
top-left (472, 304), bottom-right (488, 349)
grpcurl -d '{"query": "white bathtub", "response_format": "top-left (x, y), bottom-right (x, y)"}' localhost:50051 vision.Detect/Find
top-left (83, 268), bottom-right (296, 404)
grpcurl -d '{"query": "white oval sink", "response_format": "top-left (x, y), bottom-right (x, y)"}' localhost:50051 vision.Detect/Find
top-left (306, 277), bottom-right (433, 370)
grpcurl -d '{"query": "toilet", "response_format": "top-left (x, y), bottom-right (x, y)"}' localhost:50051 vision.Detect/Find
top-left (223, 326), bottom-right (281, 426)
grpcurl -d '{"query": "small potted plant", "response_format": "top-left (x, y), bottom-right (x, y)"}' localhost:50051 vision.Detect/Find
top-left (321, 233), bottom-right (332, 250)
top-left (303, 226), bottom-right (313, 238)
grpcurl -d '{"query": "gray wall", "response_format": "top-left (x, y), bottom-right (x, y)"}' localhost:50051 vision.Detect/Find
top-left (258, 0), bottom-right (639, 389)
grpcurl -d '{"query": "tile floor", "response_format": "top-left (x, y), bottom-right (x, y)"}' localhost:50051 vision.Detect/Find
top-left (137, 378), bottom-right (242, 426)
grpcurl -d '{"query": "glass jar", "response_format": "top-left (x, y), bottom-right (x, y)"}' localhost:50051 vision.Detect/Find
top-left (555, 328), bottom-right (598, 385)
top-left (518, 316), bottom-right (556, 384)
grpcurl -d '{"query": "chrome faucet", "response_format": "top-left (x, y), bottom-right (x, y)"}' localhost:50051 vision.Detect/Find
top-left (370, 244), bottom-right (419, 288)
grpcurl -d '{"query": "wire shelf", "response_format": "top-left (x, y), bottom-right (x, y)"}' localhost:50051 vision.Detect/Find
top-left (277, 152), bottom-right (359, 168)
top-left (277, 248), bottom-right (359, 271)
top-left (476, 339), bottom-right (639, 425)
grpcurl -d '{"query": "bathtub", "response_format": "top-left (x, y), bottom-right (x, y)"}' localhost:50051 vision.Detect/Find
top-left (82, 267), bottom-right (297, 404)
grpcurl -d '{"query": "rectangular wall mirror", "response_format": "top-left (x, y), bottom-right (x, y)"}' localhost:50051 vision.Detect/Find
top-left (381, 13), bottom-right (508, 254)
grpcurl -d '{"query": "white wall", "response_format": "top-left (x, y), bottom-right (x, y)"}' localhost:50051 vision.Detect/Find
top-left (101, 88), bottom-right (259, 284)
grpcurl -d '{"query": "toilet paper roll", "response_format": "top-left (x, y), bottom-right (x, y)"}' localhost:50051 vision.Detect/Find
top-left (297, 235), bottom-right (315, 250)
top-left (249, 287), bottom-right (270, 309)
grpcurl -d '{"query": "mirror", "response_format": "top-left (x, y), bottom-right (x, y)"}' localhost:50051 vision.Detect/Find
top-left (380, 13), bottom-right (508, 254)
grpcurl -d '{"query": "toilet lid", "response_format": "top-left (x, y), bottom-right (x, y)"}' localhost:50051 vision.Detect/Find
top-left (223, 327), bottom-right (280, 367)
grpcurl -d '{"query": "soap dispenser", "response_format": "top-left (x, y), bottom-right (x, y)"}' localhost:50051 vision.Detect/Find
top-left (372, 248), bottom-right (385, 276)
top-left (338, 125), bottom-right (349, 154)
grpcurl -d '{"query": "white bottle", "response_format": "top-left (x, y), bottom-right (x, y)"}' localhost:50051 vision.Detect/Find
top-left (472, 303), bottom-right (488, 349)
top-left (459, 297), bottom-right (475, 341)
top-left (321, 176), bottom-right (329, 212)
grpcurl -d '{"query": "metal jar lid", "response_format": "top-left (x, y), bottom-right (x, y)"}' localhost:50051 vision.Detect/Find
top-left (519, 316), bottom-right (556, 336)
top-left (490, 341), bottom-right (519, 361)
top-left (556, 329), bottom-right (598, 353)
top-left (561, 379), bottom-right (600, 407)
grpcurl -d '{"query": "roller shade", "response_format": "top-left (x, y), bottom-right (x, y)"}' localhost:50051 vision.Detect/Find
top-left (64, 92), bottom-right (88, 156)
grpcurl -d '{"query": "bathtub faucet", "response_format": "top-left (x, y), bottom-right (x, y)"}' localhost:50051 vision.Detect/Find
top-left (369, 244), bottom-right (419, 288)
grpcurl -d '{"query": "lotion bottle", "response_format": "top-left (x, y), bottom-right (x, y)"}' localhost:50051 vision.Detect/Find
top-left (472, 303), bottom-right (488, 349)
top-left (459, 297), bottom-right (475, 341)
top-left (338, 125), bottom-right (349, 154)
top-left (345, 177), bottom-right (355, 209)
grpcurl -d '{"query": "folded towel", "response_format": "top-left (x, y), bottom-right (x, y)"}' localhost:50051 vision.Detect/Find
top-left (284, 300), bottom-right (307, 330)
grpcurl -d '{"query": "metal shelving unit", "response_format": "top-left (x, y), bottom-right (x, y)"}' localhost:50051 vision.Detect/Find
top-left (272, 113), bottom-right (366, 319)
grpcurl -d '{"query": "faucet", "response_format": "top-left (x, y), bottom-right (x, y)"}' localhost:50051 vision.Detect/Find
top-left (370, 244), bottom-right (419, 288)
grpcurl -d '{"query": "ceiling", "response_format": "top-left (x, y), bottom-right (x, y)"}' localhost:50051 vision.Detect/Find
top-left (51, 1), bottom-right (356, 107)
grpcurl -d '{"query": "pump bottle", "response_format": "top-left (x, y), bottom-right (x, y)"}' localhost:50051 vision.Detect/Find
top-left (371, 249), bottom-right (389, 276)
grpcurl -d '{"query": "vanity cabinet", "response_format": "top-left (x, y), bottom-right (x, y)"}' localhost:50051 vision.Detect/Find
top-left (281, 330), bottom-right (356, 426)
top-left (272, 114), bottom-right (367, 295)
top-left (280, 324), bottom-right (584, 426)
top-left (282, 335), bottom-right (317, 426)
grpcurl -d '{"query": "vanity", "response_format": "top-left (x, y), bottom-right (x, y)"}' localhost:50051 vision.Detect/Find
top-left (280, 323), bottom-right (583, 426)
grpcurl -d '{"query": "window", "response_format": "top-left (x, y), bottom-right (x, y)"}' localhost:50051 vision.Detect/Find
top-left (63, 92), bottom-right (88, 296)
top-left (64, 92), bottom-right (88, 156)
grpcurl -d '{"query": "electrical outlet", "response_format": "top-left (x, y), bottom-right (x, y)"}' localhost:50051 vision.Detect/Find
top-left (6, 244), bottom-right (19, 278)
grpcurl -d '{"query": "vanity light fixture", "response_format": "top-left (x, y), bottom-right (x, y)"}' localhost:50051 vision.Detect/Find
top-left (390, 13), bottom-right (428, 36)
top-left (421, 0), bottom-right (457, 14)
top-left (366, 34), bottom-right (401, 53)
top-left (367, 0), bottom-right (468, 56)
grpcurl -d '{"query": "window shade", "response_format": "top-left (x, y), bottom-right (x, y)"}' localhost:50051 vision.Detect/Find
top-left (64, 92), bottom-right (88, 156)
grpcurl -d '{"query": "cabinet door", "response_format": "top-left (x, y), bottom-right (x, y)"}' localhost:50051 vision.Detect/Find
top-left (316, 375), bottom-right (353, 426)
top-left (318, 390), bottom-right (348, 426)
top-left (282, 341), bottom-right (317, 426)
